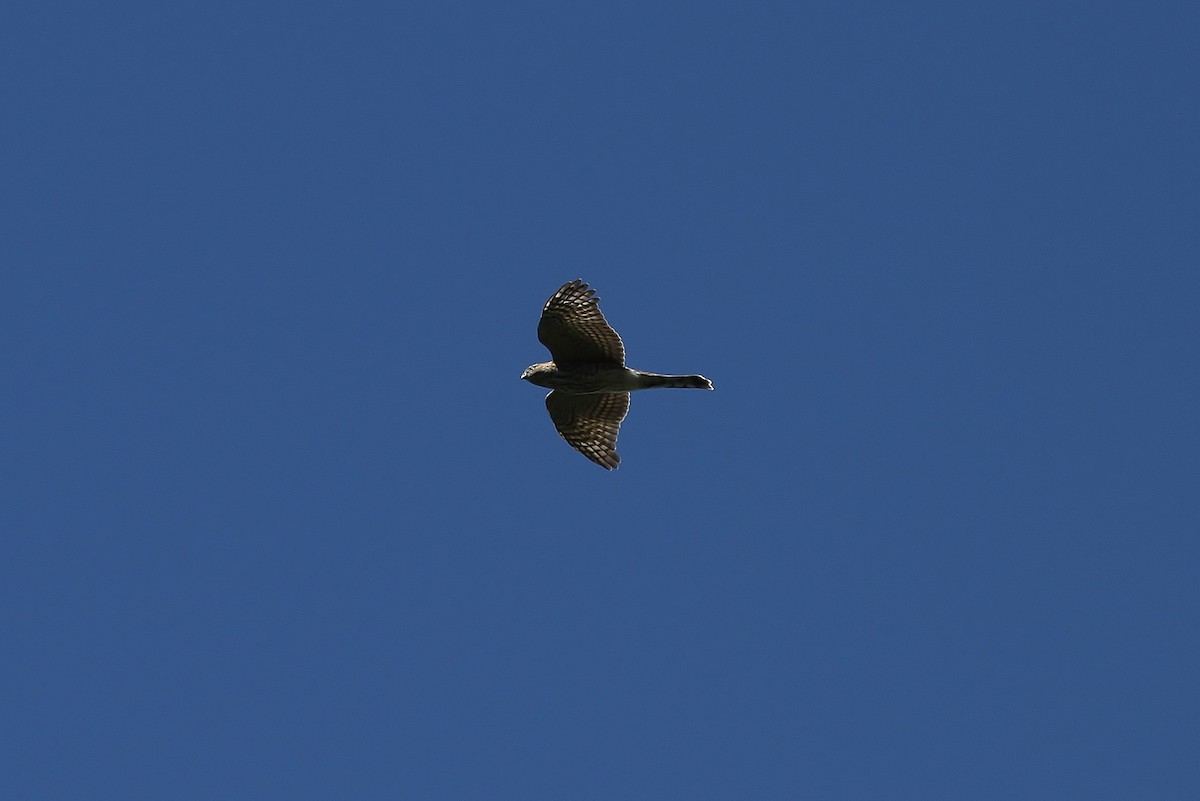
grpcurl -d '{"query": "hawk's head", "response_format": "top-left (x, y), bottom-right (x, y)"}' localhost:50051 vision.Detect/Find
top-left (521, 362), bottom-right (557, 387)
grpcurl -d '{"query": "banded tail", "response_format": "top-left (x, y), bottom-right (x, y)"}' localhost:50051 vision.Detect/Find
top-left (634, 372), bottom-right (714, 390)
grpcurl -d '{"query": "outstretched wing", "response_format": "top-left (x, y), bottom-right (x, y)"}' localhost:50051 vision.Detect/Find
top-left (537, 279), bottom-right (625, 368)
top-left (544, 390), bottom-right (630, 470)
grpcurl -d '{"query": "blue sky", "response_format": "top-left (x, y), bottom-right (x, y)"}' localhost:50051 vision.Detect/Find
top-left (3, 1), bottom-right (1198, 798)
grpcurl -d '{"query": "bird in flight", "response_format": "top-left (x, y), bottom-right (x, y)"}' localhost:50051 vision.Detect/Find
top-left (522, 279), bottom-right (713, 469)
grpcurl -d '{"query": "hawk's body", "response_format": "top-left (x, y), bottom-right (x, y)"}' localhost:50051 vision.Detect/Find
top-left (522, 279), bottom-right (713, 469)
top-left (522, 362), bottom-right (713, 394)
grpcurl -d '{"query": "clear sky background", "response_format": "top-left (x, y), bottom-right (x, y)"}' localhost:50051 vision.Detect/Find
top-left (3, 2), bottom-right (1198, 799)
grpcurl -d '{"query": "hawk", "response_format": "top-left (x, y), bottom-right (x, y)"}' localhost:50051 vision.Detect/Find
top-left (522, 279), bottom-right (713, 469)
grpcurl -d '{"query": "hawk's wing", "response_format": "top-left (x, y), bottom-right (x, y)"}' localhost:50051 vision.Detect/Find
top-left (544, 390), bottom-right (630, 470)
top-left (537, 280), bottom-right (625, 368)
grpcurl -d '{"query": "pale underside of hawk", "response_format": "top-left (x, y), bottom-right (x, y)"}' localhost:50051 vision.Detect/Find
top-left (521, 279), bottom-right (713, 470)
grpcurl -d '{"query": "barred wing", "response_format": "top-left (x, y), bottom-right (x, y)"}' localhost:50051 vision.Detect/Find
top-left (537, 280), bottom-right (625, 368)
top-left (544, 390), bottom-right (630, 470)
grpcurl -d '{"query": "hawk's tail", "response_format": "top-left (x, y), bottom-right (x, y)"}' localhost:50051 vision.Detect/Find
top-left (635, 372), bottom-right (714, 390)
